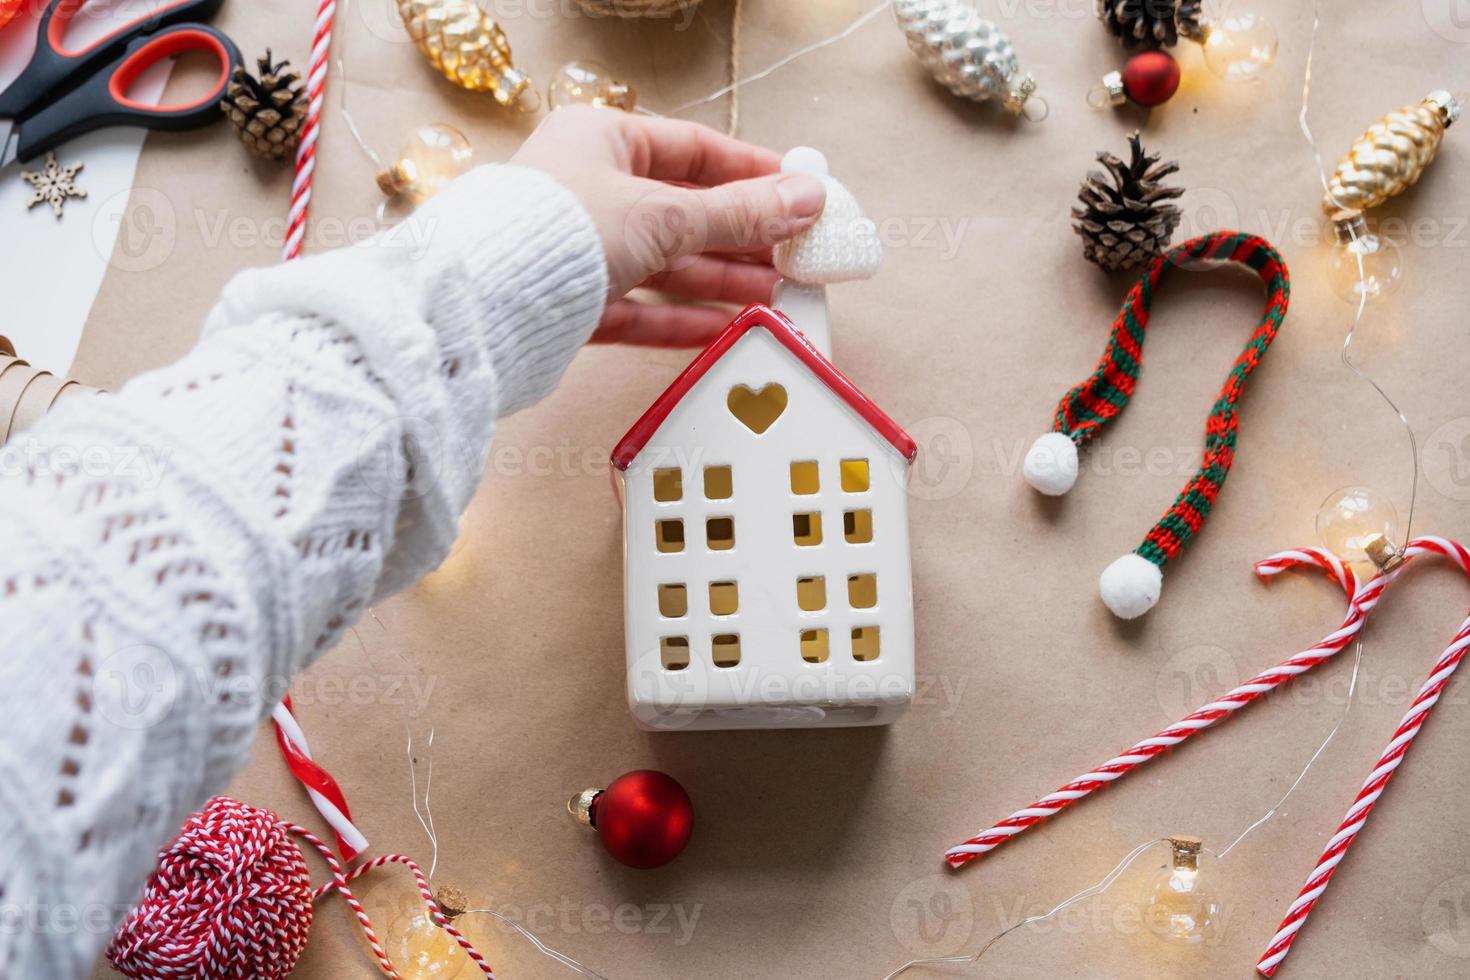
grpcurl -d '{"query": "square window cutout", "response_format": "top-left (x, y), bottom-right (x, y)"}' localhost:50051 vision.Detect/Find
top-left (658, 583), bottom-right (688, 618)
top-left (653, 467), bottom-right (682, 502)
top-left (656, 519), bottom-right (684, 553)
top-left (800, 628), bottom-right (829, 663)
top-left (841, 458), bottom-right (870, 493)
top-left (707, 517), bottom-right (735, 551)
top-left (848, 573), bottom-right (878, 609)
top-left (661, 636), bottom-right (689, 670)
top-left (704, 465), bottom-right (733, 500)
top-left (709, 581), bottom-right (739, 616)
top-left (793, 512), bottom-right (823, 547)
top-left (844, 509), bottom-right (873, 544)
top-left (790, 461), bottom-right (820, 495)
top-left (712, 633), bottom-right (741, 667)
top-left (851, 626), bottom-right (880, 661)
top-left (796, 576), bottom-right (826, 611)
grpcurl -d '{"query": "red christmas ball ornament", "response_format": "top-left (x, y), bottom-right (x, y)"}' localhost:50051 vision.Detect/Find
top-left (568, 770), bottom-right (693, 869)
top-left (1120, 50), bottom-right (1181, 107)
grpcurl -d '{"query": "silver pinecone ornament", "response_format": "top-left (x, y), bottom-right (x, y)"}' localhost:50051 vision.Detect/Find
top-left (894, 0), bottom-right (1037, 113)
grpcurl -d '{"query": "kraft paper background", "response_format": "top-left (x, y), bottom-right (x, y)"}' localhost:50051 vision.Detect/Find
top-left (85, 2), bottom-right (1470, 977)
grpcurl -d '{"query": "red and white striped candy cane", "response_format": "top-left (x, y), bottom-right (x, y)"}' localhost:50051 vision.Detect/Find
top-left (283, 0), bottom-right (337, 262)
top-left (1257, 536), bottom-right (1470, 976)
top-left (273, 694), bottom-right (369, 860)
top-left (291, 821), bottom-right (496, 979)
top-left (945, 546), bottom-right (1394, 868)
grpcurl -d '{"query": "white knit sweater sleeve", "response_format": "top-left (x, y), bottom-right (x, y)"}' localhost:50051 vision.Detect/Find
top-left (0, 165), bottom-right (606, 978)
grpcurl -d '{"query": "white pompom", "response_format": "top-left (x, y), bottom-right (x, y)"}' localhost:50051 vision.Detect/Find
top-left (781, 146), bottom-right (830, 177)
top-left (1099, 553), bottom-right (1163, 620)
top-left (1022, 432), bottom-right (1078, 496)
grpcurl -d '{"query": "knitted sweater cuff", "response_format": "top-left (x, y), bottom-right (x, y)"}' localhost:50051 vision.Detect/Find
top-left (409, 164), bottom-right (609, 416)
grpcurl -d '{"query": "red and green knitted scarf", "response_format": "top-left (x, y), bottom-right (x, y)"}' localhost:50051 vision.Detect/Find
top-left (1050, 231), bottom-right (1290, 570)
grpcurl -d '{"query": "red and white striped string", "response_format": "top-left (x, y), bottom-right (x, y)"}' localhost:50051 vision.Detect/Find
top-left (944, 545), bottom-right (1381, 868)
top-left (283, 0), bottom-right (338, 262)
top-left (272, 695), bottom-right (369, 860)
top-left (1257, 536), bottom-right (1470, 976)
top-left (303, 824), bottom-right (496, 980)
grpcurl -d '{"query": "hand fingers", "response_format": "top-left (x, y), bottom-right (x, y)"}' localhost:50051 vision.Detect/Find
top-left (619, 114), bottom-right (783, 186)
top-left (642, 256), bottom-right (779, 304)
top-left (592, 300), bottom-right (735, 348)
top-left (689, 173), bottom-right (827, 254)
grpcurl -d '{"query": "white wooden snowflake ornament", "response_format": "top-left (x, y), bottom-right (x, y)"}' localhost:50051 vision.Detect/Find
top-left (611, 148), bottom-right (918, 731)
top-left (21, 152), bottom-right (87, 218)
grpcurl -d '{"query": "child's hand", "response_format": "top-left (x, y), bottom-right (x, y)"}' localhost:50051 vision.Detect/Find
top-left (511, 107), bottom-right (827, 346)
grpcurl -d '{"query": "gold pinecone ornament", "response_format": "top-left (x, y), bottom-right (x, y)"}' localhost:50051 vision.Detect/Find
top-left (1073, 131), bottom-right (1184, 272)
top-left (1324, 91), bottom-right (1461, 217)
top-left (397, 0), bottom-right (531, 106)
top-left (220, 51), bottom-right (307, 160)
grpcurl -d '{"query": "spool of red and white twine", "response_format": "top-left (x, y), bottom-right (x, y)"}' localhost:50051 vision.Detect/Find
top-left (283, 0), bottom-right (337, 262)
top-left (107, 796), bottom-right (493, 980)
top-left (942, 536), bottom-right (1470, 978)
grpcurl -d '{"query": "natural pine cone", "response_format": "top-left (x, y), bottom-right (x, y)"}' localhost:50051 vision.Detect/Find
top-left (1096, 0), bottom-right (1203, 49)
top-left (1324, 91), bottom-right (1460, 217)
top-left (1073, 131), bottom-right (1184, 272)
top-left (220, 50), bottom-right (306, 160)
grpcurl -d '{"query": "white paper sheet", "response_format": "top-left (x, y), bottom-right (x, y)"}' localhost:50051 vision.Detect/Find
top-left (0, 3), bottom-right (171, 374)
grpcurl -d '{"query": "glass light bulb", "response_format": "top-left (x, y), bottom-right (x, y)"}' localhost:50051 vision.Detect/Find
top-left (384, 905), bottom-right (468, 980)
top-left (1317, 486), bottom-right (1399, 566)
top-left (1145, 838), bottom-right (1220, 945)
top-left (1327, 230), bottom-right (1404, 305)
top-left (1201, 13), bottom-right (1278, 83)
top-left (378, 124), bottom-right (474, 201)
top-left (548, 61), bottom-right (636, 112)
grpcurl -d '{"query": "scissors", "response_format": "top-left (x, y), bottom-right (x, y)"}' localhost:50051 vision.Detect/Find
top-left (0, 0), bottom-right (240, 167)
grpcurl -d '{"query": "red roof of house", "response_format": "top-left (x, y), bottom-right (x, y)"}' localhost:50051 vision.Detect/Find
top-left (611, 304), bottom-right (918, 471)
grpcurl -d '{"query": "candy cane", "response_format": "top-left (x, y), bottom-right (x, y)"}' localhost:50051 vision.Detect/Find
top-left (1257, 536), bottom-right (1470, 976)
top-left (273, 695), bottom-right (369, 860)
top-left (283, 0), bottom-right (337, 262)
top-left (945, 546), bottom-right (1391, 867)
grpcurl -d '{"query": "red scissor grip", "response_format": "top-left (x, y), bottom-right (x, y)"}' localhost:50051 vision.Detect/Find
top-left (47, 0), bottom-right (220, 59)
top-left (108, 28), bottom-right (231, 112)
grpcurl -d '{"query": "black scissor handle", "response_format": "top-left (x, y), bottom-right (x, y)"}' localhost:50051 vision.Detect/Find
top-left (0, 0), bottom-right (226, 119)
top-left (14, 23), bottom-right (241, 163)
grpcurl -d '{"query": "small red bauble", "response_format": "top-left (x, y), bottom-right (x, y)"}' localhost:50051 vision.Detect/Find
top-left (1121, 50), bottom-right (1180, 107)
top-left (569, 770), bottom-right (693, 869)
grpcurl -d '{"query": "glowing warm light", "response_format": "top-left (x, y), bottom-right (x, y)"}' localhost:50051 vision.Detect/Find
top-left (1316, 486), bottom-right (1399, 566)
top-left (1327, 212), bottom-right (1403, 305)
top-left (1201, 13), bottom-right (1278, 83)
top-left (1144, 836), bottom-right (1221, 945)
top-left (376, 124), bottom-right (475, 202)
top-left (548, 61), bottom-right (636, 112)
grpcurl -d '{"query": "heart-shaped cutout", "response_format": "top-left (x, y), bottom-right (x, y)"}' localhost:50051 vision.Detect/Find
top-left (727, 383), bottom-right (787, 435)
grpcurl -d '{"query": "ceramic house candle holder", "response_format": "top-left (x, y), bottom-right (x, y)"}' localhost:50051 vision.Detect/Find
top-left (610, 149), bottom-right (918, 731)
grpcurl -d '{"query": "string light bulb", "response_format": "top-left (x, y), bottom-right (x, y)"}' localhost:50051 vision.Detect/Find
top-left (1190, 12), bottom-right (1278, 83)
top-left (548, 61), bottom-right (636, 112)
top-left (382, 885), bottom-right (471, 979)
top-left (376, 124), bottom-right (475, 202)
top-left (1326, 210), bottom-right (1404, 305)
top-left (1316, 486), bottom-right (1401, 570)
top-left (1144, 836), bottom-right (1221, 945)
